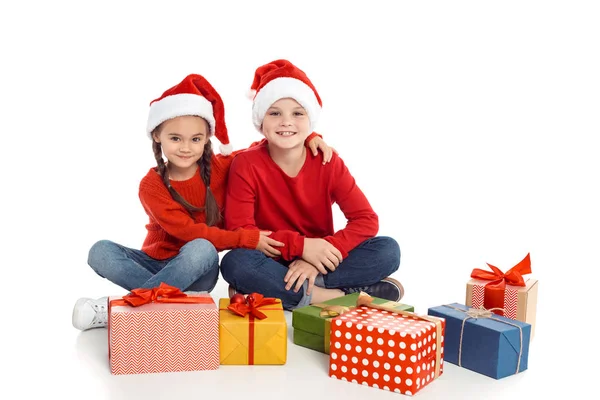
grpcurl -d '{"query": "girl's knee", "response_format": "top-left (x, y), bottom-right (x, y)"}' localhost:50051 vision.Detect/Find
top-left (182, 239), bottom-right (219, 266)
top-left (88, 240), bottom-right (114, 267)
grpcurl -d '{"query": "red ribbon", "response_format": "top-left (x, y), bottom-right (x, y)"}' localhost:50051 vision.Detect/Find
top-left (110, 282), bottom-right (214, 307)
top-left (225, 293), bottom-right (279, 365)
top-left (470, 253), bottom-right (531, 316)
top-left (227, 293), bottom-right (279, 319)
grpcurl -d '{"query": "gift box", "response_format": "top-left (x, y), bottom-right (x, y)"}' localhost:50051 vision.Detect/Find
top-left (328, 293), bottom-right (444, 396)
top-left (465, 253), bottom-right (538, 339)
top-left (292, 292), bottom-right (414, 354)
top-left (219, 294), bottom-right (287, 365)
top-left (428, 303), bottom-right (530, 380)
top-left (108, 283), bottom-right (219, 375)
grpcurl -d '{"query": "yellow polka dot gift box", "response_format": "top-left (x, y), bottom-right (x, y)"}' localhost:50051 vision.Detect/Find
top-left (219, 293), bottom-right (287, 365)
top-left (108, 284), bottom-right (219, 375)
top-left (292, 292), bottom-right (414, 354)
top-left (328, 293), bottom-right (445, 396)
top-left (428, 303), bottom-right (530, 380)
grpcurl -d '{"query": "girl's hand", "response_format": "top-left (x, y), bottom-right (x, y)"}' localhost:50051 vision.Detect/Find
top-left (256, 231), bottom-right (284, 257)
top-left (284, 259), bottom-right (320, 295)
top-left (308, 136), bottom-right (337, 165)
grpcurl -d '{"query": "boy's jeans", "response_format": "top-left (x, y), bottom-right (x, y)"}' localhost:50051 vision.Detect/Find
top-left (221, 236), bottom-right (400, 310)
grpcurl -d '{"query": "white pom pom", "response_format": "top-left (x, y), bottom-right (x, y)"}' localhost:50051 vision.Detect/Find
top-left (220, 143), bottom-right (233, 156)
top-left (247, 89), bottom-right (257, 100)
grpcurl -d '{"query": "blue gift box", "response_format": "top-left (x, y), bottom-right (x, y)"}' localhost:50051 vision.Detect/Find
top-left (427, 303), bottom-right (530, 380)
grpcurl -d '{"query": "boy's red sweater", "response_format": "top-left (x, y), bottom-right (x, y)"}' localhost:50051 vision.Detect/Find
top-left (225, 142), bottom-right (378, 260)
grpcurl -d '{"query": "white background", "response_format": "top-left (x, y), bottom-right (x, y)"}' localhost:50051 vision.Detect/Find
top-left (2, 0), bottom-right (598, 398)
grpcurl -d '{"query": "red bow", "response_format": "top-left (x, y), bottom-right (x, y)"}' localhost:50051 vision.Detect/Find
top-left (470, 253), bottom-right (531, 289)
top-left (114, 282), bottom-right (212, 307)
top-left (227, 293), bottom-right (279, 320)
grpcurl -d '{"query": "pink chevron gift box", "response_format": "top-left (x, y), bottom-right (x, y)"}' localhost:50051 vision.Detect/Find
top-left (108, 283), bottom-right (219, 375)
top-left (465, 253), bottom-right (538, 339)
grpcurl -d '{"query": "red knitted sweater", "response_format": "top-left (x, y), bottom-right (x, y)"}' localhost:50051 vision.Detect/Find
top-left (138, 135), bottom-right (320, 259)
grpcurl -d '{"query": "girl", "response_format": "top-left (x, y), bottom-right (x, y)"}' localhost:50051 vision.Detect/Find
top-left (72, 73), bottom-right (333, 331)
top-left (221, 60), bottom-right (403, 310)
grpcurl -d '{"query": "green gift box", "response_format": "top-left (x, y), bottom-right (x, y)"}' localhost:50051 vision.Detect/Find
top-left (292, 293), bottom-right (414, 354)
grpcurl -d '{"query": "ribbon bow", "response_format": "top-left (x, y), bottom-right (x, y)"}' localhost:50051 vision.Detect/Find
top-left (227, 293), bottom-right (279, 320)
top-left (119, 282), bottom-right (205, 307)
top-left (319, 305), bottom-right (352, 318)
top-left (470, 253), bottom-right (531, 289)
top-left (465, 306), bottom-right (505, 319)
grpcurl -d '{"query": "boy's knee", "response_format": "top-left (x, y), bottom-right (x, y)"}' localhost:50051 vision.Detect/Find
top-left (377, 236), bottom-right (401, 274)
top-left (220, 249), bottom-right (246, 279)
top-left (222, 249), bottom-right (263, 267)
top-left (221, 249), bottom-right (262, 282)
top-left (387, 237), bottom-right (401, 265)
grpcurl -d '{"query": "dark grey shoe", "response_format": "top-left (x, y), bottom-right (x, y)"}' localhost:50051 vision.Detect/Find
top-left (228, 285), bottom-right (239, 298)
top-left (228, 285), bottom-right (248, 298)
top-left (342, 277), bottom-right (404, 302)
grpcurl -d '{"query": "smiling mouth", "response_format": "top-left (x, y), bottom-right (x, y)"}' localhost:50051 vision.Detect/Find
top-left (276, 131), bottom-right (296, 136)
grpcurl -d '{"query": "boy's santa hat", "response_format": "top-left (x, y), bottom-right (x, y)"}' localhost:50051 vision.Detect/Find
top-left (248, 59), bottom-right (322, 132)
top-left (147, 74), bottom-right (233, 156)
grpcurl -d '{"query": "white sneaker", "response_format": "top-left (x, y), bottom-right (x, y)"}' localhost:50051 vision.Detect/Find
top-left (72, 297), bottom-right (109, 331)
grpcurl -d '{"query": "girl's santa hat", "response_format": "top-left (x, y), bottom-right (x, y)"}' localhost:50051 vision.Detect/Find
top-left (147, 74), bottom-right (232, 156)
top-left (248, 59), bottom-right (322, 132)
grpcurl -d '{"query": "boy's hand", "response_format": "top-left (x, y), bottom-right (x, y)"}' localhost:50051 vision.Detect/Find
top-left (302, 238), bottom-right (343, 273)
top-left (284, 259), bottom-right (320, 295)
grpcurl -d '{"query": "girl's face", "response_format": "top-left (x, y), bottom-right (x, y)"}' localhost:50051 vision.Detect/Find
top-left (153, 115), bottom-right (209, 176)
top-left (261, 98), bottom-right (310, 150)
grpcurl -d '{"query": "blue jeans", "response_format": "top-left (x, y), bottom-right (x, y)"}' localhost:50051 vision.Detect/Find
top-left (220, 236), bottom-right (400, 310)
top-left (87, 238), bottom-right (220, 292)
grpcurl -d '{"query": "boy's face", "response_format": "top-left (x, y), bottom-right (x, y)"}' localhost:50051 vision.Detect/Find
top-left (261, 98), bottom-right (310, 150)
top-left (152, 115), bottom-right (209, 177)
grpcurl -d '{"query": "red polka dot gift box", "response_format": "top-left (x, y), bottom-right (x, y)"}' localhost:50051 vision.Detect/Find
top-left (108, 283), bottom-right (219, 375)
top-left (328, 293), bottom-right (445, 396)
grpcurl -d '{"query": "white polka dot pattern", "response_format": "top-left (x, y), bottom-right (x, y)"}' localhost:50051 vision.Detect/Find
top-left (328, 307), bottom-right (445, 396)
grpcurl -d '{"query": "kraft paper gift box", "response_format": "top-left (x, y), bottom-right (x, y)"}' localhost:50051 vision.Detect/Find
top-left (108, 283), bottom-right (219, 375)
top-left (219, 294), bottom-right (287, 365)
top-left (466, 253), bottom-right (538, 339)
top-left (328, 293), bottom-right (444, 396)
top-left (428, 303), bottom-right (530, 380)
top-left (292, 292), bottom-right (414, 354)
